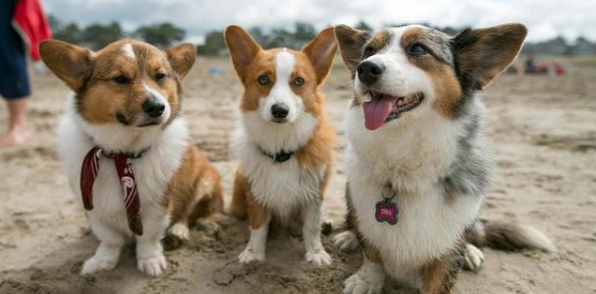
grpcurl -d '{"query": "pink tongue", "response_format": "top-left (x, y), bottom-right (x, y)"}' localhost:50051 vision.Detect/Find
top-left (363, 97), bottom-right (398, 131)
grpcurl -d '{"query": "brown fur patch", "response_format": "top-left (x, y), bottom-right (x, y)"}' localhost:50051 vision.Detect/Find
top-left (453, 23), bottom-right (527, 89)
top-left (224, 25), bottom-right (263, 80)
top-left (334, 25), bottom-right (370, 73)
top-left (300, 27), bottom-right (338, 85)
top-left (237, 49), bottom-right (282, 112)
top-left (231, 168), bottom-right (269, 229)
top-left (419, 241), bottom-right (465, 294)
top-left (367, 30), bottom-right (392, 53)
top-left (166, 146), bottom-right (224, 227)
top-left (399, 28), bottom-right (463, 119)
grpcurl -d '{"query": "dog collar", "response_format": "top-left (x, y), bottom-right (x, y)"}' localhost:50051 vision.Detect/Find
top-left (258, 146), bottom-right (295, 163)
top-left (80, 146), bottom-right (149, 236)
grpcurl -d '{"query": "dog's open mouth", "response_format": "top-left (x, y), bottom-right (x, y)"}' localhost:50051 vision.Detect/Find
top-left (362, 91), bottom-right (424, 131)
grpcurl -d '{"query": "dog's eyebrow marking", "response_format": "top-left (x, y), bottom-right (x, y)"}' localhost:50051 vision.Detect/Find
top-left (123, 43), bottom-right (136, 60)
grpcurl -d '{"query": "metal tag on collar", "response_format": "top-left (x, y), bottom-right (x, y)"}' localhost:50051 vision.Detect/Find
top-left (375, 185), bottom-right (399, 225)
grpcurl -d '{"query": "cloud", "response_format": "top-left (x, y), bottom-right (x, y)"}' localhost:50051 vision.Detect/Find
top-left (42, 0), bottom-right (596, 43)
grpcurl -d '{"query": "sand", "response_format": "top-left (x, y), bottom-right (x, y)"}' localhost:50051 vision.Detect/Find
top-left (0, 58), bottom-right (595, 294)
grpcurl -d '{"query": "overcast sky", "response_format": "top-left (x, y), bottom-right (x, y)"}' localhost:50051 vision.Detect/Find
top-left (43, 0), bottom-right (594, 43)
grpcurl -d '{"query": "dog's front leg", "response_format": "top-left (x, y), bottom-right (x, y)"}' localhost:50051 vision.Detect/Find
top-left (81, 218), bottom-right (125, 275)
top-left (239, 208), bottom-right (270, 264)
top-left (302, 201), bottom-right (332, 266)
top-left (135, 209), bottom-right (169, 276)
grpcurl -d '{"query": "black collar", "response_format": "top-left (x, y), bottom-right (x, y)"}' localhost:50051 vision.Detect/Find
top-left (258, 146), bottom-right (295, 163)
top-left (102, 148), bottom-right (149, 159)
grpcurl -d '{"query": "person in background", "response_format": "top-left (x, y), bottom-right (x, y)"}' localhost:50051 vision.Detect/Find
top-left (0, 0), bottom-right (51, 146)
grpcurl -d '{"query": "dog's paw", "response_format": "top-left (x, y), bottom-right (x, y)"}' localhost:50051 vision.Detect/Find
top-left (238, 247), bottom-right (265, 264)
top-left (81, 255), bottom-right (118, 275)
top-left (463, 244), bottom-right (485, 272)
top-left (334, 231), bottom-right (360, 252)
top-left (168, 223), bottom-right (190, 241)
top-left (137, 255), bottom-right (167, 277)
top-left (343, 271), bottom-right (383, 294)
top-left (305, 249), bottom-right (332, 266)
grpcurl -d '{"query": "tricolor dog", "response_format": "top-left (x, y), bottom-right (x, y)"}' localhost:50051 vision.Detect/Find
top-left (333, 23), bottom-right (555, 294)
top-left (40, 39), bottom-right (223, 276)
top-left (224, 26), bottom-right (338, 266)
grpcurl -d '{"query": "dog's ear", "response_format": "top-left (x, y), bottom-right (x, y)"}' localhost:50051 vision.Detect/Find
top-left (40, 40), bottom-right (94, 92)
top-left (165, 43), bottom-right (196, 80)
top-left (302, 27), bottom-right (338, 85)
top-left (224, 25), bottom-right (262, 79)
top-left (334, 25), bottom-right (371, 74)
top-left (452, 23), bottom-right (527, 89)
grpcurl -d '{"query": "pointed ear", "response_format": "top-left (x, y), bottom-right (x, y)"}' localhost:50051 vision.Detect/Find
top-left (224, 25), bottom-right (262, 77)
top-left (39, 40), bottom-right (94, 92)
top-left (301, 27), bottom-right (338, 85)
top-left (334, 25), bottom-right (370, 74)
top-left (452, 23), bottom-right (527, 89)
top-left (165, 43), bottom-right (196, 79)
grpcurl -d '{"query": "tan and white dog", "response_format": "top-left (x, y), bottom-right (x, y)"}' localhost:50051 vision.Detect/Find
top-left (224, 26), bottom-right (338, 266)
top-left (333, 23), bottom-right (555, 294)
top-left (40, 39), bottom-right (223, 276)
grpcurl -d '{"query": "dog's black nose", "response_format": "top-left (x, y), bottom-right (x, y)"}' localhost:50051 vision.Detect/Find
top-left (271, 103), bottom-right (289, 119)
top-left (142, 98), bottom-right (165, 118)
top-left (357, 60), bottom-right (385, 85)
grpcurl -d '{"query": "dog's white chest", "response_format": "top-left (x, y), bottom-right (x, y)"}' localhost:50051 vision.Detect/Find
top-left (242, 149), bottom-right (325, 217)
top-left (57, 111), bottom-right (188, 236)
top-left (349, 175), bottom-right (481, 279)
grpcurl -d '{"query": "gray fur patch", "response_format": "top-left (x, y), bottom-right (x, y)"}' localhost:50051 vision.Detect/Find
top-left (439, 109), bottom-right (491, 199)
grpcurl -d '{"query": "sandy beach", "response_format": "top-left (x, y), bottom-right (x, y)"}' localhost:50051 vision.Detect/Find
top-left (0, 58), bottom-right (595, 294)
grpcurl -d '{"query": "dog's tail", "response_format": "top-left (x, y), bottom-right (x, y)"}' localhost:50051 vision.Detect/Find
top-left (467, 220), bottom-right (556, 252)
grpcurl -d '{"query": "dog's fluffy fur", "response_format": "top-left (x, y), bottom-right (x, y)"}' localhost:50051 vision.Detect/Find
top-left (224, 26), bottom-right (338, 266)
top-left (40, 39), bottom-right (223, 276)
top-left (333, 24), bottom-right (555, 294)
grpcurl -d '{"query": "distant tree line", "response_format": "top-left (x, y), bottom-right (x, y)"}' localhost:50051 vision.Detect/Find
top-left (48, 16), bottom-right (596, 56)
top-left (48, 15), bottom-right (185, 50)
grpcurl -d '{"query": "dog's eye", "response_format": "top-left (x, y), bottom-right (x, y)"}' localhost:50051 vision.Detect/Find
top-left (409, 43), bottom-right (429, 55)
top-left (155, 73), bottom-right (166, 81)
top-left (363, 46), bottom-right (376, 57)
top-left (113, 76), bottom-right (129, 84)
top-left (293, 77), bottom-right (304, 87)
top-left (258, 75), bottom-right (269, 85)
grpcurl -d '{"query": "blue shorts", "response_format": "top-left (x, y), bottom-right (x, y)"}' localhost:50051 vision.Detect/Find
top-left (0, 0), bottom-right (30, 100)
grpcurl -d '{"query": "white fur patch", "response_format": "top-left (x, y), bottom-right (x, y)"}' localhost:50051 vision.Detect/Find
top-left (463, 244), bottom-right (485, 271)
top-left (260, 50), bottom-right (302, 123)
top-left (238, 215), bottom-right (270, 264)
top-left (343, 258), bottom-right (385, 294)
top-left (58, 94), bottom-right (189, 276)
top-left (123, 43), bottom-right (135, 60)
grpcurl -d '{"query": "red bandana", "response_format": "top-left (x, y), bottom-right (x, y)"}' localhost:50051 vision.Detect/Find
top-left (80, 147), bottom-right (144, 235)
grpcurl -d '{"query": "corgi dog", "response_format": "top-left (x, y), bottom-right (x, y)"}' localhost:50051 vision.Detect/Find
top-left (39, 39), bottom-right (223, 276)
top-left (332, 23), bottom-right (555, 294)
top-left (224, 26), bottom-right (338, 266)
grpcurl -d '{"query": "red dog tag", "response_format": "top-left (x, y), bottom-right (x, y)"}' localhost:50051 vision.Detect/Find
top-left (375, 199), bottom-right (399, 225)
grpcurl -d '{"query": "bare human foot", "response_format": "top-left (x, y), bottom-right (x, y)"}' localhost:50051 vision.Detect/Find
top-left (0, 126), bottom-right (31, 147)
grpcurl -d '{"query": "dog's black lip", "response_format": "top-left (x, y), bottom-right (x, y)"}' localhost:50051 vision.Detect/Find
top-left (116, 113), bottom-right (129, 126)
top-left (272, 118), bottom-right (288, 124)
top-left (136, 121), bottom-right (161, 127)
